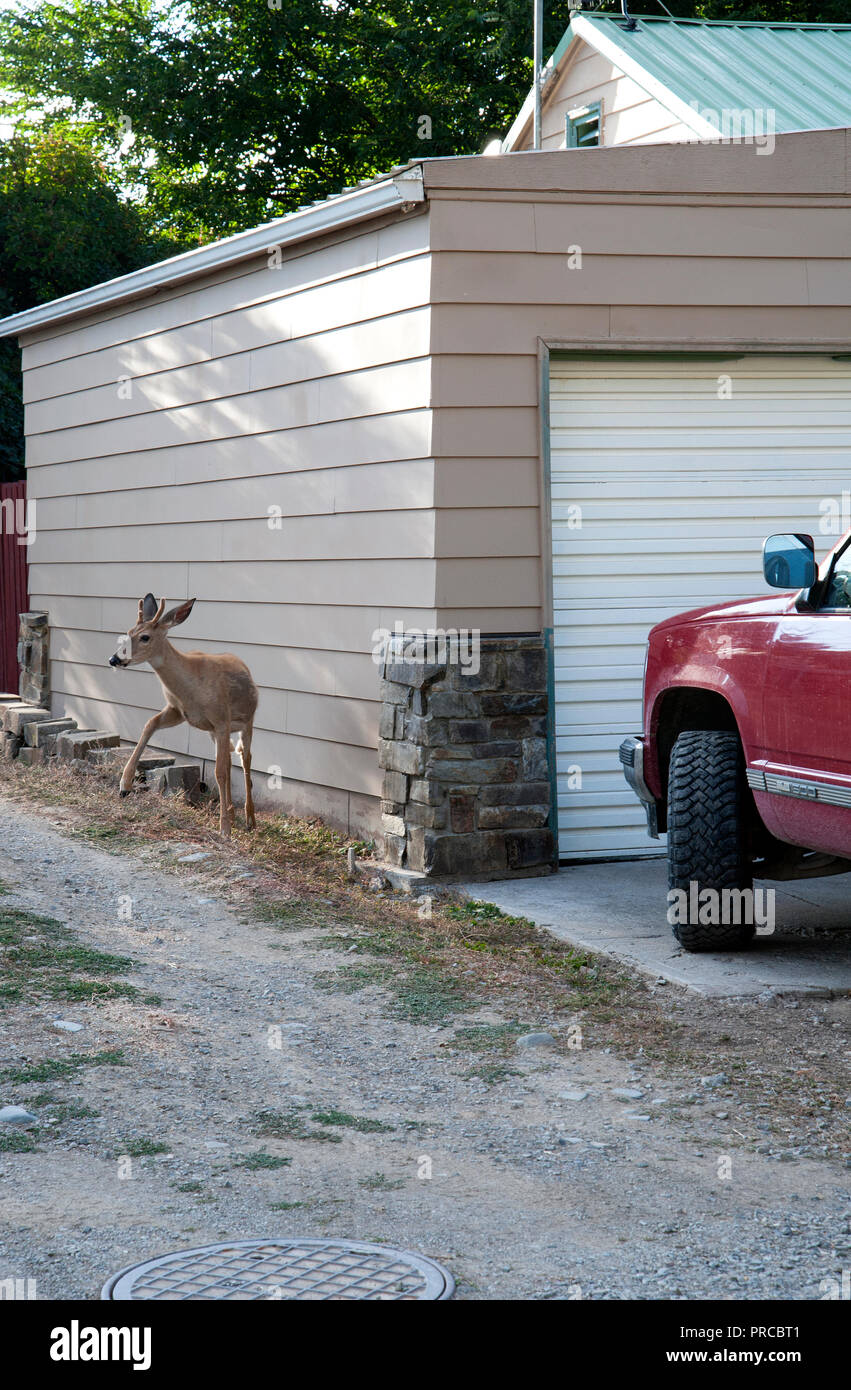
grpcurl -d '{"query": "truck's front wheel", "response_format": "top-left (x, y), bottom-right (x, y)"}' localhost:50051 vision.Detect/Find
top-left (667, 730), bottom-right (756, 952)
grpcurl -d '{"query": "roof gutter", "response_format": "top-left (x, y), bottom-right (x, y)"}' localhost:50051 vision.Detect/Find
top-left (0, 166), bottom-right (426, 339)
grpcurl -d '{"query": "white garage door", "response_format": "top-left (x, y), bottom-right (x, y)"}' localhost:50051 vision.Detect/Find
top-left (549, 355), bottom-right (851, 861)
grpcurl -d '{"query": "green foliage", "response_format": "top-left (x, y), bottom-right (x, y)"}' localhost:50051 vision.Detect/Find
top-left (0, 130), bottom-right (165, 308)
top-left (676, 2), bottom-right (849, 19)
top-left (235, 1150), bottom-right (293, 1170)
top-left (0, 897), bottom-right (139, 1007)
top-left (0, 0), bottom-right (580, 242)
top-left (0, 0), bottom-right (845, 247)
top-left (0, 1048), bottom-right (126, 1084)
top-left (310, 1109), bottom-right (395, 1133)
top-left (0, 337), bottom-right (23, 481)
top-left (0, 127), bottom-right (180, 479)
top-left (121, 1137), bottom-right (170, 1156)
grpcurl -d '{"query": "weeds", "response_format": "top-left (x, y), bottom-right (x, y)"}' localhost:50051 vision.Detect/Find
top-left (251, 1108), bottom-right (342, 1145)
top-left (0, 1130), bottom-right (38, 1152)
top-left (120, 1138), bottom-right (170, 1157)
top-left (358, 1172), bottom-right (404, 1191)
top-left (310, 1110), bottom-right (394, 1134)
top-left (450, 1022), bottom-right (527, 1053)
top-left (463, 1063), bottom-right (522, 1086)
top-left (0, 1050), bottom-right (126, 1085)
top-left (235, 1151), bottom-right (292, 1171)
top-left (0, 901), bottom-right (138, 1011)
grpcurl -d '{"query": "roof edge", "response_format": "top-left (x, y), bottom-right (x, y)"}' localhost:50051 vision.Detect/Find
top-left (501, 10), bottom-right (832, 153)
top-left (0, 167), bottom-right (426, 339)
top-left (570, 13), bottom-right (720, 140)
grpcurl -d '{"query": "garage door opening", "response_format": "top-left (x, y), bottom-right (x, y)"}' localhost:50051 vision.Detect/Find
top-left (548, 354), bottom-right (851, 861)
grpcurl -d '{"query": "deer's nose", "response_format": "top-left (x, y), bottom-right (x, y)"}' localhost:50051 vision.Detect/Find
top-left (109, 654), bottom-right (124, 667)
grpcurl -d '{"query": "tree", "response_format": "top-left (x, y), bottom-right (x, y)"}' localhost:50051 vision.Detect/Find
top-left (683, 2), bottom-right (849, 18)
top-left (1, 2), bottom-right (846, 246)
top-left (0, 130), bottom-right (179, 480)
top-left (0, 0), bottom-right (581, 243)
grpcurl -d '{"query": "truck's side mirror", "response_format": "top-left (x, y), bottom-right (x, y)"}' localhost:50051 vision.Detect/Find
top-left (762, 533), bottom-right (817, 591)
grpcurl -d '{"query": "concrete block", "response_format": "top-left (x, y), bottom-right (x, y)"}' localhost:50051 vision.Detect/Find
top-left (1, 702), bottom-right (29, 731)
top-left (0, 732), bottom-right (22, 761)
top-left (146, 763), bottom-right (201, 803)
top-left (17, 746), bottom-right (45, 767)
top-left (26, 718), bottom-right (76, 748)
top-left (56, 731), bottom-right (119, 761)
top-left (9, 707), bottom-right (57, 737)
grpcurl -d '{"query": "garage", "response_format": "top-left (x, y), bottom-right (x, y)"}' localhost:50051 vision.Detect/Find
top-left (549, 354), bottom-right (851, 861)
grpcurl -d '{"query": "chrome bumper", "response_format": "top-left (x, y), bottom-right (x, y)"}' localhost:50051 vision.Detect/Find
top-left (619, 735), bottom-right (660, 838)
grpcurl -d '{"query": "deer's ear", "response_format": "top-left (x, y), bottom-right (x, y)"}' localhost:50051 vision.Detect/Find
top-left (141, 593), bottom-right (158, 622)
top-left (159, 598), bottom-right (196, 628)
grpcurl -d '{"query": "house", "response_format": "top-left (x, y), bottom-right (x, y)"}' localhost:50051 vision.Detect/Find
top-left (0, 35), bottom-right (850, 876)
top-left (504, 13), bottom-right (851, 152)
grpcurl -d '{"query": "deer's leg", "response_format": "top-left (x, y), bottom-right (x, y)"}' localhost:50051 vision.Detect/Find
top-left (120, 706), bottom-right (184, 796)
top-left (238, 726), bottom-right (255, 831)
top-left (214, 731), bottom-right (234, 838)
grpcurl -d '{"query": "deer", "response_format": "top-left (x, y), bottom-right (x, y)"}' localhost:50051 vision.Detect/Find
top-left (109, 594), bottom-right (259, 838)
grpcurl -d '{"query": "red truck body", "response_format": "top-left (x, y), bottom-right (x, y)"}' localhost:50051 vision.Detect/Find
top-left (633, 529), bottom-right (851, 865)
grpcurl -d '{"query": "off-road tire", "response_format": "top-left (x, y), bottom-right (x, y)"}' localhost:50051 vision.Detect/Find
top-left (667, 729), bottom-right (756, 952)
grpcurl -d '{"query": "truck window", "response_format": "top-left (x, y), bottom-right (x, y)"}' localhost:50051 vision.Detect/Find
top-left (822, 547), bottom-right (851, 609)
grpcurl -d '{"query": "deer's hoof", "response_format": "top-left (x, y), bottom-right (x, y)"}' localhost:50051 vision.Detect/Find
top-left (119, 787), bottom-right (131, 799)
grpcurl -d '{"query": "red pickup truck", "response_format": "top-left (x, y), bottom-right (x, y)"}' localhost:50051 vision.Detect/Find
top-left (621, 529), bottom-right (851, 953)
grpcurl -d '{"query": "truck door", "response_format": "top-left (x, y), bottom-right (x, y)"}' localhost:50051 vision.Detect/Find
top-left (758, 542), bottom-right (851, 857)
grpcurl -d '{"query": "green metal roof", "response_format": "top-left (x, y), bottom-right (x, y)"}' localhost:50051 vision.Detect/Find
top-left (569, 14), bottom-right (851, 134)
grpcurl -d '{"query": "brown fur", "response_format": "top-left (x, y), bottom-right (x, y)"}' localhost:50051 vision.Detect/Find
top-left (111, 595), bottom-right (259, 837)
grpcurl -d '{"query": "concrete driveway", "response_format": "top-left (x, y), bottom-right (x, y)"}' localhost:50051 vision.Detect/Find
top-left (458, 859), bottom-right (851, 999)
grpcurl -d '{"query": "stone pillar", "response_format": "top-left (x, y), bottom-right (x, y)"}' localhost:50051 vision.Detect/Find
top-left (378, 635), bottom-right (555, 879)
top-left (17, 611), bottom-right (49, 707)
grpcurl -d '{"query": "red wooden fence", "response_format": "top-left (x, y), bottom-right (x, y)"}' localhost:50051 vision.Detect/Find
top-left (0, 481), bottom-right (29, 696)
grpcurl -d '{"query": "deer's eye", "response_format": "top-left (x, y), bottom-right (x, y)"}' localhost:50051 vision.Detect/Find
top-left (140, 635), bottom-right (150, 643)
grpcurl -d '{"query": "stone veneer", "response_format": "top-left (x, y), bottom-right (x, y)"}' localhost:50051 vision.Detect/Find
top-left (378, 635), bottom-right (556, 879)
top-left (17, 611), bottom-right (49, 707)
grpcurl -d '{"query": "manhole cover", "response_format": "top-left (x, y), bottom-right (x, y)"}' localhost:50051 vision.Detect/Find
top-left (102, 1239), bottom-right (454, 1301)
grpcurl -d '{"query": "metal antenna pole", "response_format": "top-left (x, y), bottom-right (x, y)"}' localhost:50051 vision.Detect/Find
top-left (533, 0), bottom-right (543, 149)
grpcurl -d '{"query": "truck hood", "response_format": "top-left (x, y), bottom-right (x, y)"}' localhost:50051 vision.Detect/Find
top-left (651, 593), bottom-right (795, 635)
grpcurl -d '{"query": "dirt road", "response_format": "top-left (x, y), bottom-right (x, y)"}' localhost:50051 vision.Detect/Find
top-left (0, 796), bottom-right (848, 1300)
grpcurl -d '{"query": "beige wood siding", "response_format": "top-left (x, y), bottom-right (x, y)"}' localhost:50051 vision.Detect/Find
top-left (512, 37), bottom-right (692, 152)
top-left (23, 210), bottom-right (434, 834)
